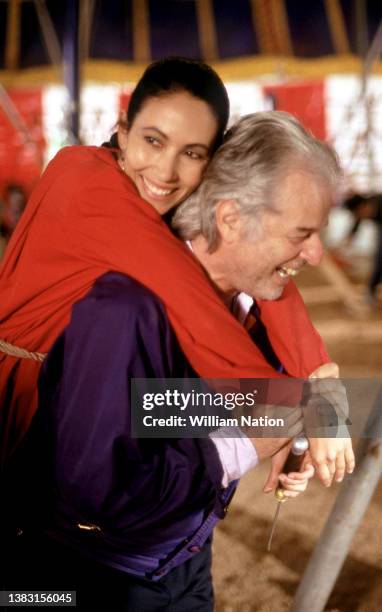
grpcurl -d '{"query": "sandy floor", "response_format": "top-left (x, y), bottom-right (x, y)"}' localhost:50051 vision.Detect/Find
top-left (212, 260), bottom-right (382, 612)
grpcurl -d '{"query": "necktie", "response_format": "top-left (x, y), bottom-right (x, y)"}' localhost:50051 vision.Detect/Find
top-left (245, 302), bottom-right (284, 373)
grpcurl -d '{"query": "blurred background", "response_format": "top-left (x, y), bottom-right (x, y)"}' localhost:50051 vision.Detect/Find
top-left (1, 1), bottom-right (382, 610)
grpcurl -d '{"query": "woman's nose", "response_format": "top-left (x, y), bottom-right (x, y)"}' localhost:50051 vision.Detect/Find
top-left (155, 151), bottom-right (179, 182)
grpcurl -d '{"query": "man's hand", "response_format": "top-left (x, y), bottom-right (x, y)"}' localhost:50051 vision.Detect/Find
top-left (263, 444), bottom-right (291, 492)
top-left (307, 361), bottom-right (355, 487)
top-left (249, 437), bottom-right (291, 462)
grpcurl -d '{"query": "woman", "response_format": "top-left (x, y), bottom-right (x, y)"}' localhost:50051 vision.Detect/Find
top-left (0, 57), bottom-right (351, 479)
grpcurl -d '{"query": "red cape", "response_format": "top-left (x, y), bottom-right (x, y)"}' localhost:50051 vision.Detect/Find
top-left (0, 146), bottom-right (328, 461)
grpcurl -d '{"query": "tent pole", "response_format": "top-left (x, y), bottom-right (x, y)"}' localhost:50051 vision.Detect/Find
top-left (291, 390), bottom-right (382, 612)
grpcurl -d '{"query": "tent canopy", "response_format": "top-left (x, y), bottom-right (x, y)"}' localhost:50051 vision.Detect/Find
top-left (1, 0), bottom-right (382, 86)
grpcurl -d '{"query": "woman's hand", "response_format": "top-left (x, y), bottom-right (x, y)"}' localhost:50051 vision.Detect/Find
top-left (263, 449), bottom-right (314, 497)
top-left (307, 361), bottom-right (355, 487)
top-left (278, 456), bottom-right (315, 498)
top-left (264, 361), bottom-right (355, 491)
top-left (309, 362), bottom-right (339, 379)
top-left (307, 437), bottom-right (354, 486)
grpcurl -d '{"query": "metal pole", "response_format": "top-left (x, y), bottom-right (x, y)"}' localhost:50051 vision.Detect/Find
top-left (33, 0), bottom-right (62, 67)
top-left (63, 0), bottom-right (80, 143)
top-left (291, 389), bottom-right (382, 612)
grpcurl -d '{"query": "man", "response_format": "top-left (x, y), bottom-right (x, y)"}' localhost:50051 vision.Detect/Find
top-left (5, 112), bottom-right (352, 611)
top-left (343, 193), bottom-right (382, 304)
top-left (173, 111), bottom-right (353, 489)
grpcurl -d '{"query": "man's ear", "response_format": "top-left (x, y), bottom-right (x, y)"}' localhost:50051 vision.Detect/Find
top-left (215, 200), bottom-right (241, 244)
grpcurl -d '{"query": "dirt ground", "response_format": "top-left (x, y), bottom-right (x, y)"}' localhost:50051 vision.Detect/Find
top-left (212, 259), bottom-right (382, 612)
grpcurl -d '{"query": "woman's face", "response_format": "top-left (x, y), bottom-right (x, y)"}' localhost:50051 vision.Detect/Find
top-left (118, 91), bottom-right (218, 214)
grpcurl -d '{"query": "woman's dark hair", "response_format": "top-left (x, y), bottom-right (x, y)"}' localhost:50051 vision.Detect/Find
top-left (105, 57), bottom-right (229, 153)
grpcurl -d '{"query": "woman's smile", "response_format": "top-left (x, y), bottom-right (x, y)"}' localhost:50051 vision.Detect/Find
top-left (118, 91), bottom-right (218, 214)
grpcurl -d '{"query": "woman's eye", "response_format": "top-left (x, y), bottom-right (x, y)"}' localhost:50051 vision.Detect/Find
top-left (185, 150), bottom-right (204, 160)
top-left (144, 136), bottom-right (161, 147)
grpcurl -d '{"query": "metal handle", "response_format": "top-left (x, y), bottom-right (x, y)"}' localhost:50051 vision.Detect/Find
top-left (268, 435), bottom-right (310, 551)
top-left (275, 435), bottom-right (309, 501)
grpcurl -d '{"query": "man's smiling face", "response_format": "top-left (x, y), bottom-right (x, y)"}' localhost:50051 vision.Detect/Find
top-left (223, 170), bottom-right (332, 300)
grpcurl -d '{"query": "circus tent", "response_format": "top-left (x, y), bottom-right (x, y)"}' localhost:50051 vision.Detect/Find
top-left (1, 0), bottom-right (382, 194)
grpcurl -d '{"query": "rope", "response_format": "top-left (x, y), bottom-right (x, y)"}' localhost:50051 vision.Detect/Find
top-left (0, 338), bottom-right (47, 362)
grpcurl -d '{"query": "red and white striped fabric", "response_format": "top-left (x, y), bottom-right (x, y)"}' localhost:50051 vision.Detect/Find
top-left (2, 76), bottom-right (382, 198)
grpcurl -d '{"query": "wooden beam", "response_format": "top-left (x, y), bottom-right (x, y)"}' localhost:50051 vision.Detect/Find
top-left (132, 0), bottom-right (150, 64)
top-left (324, 0), bottom-right (350, 54)
top-left (79, 0), bottom-right (96, 63)
top-left (250, 0), bottom-right (292, 55)
top-left (272, 0), bottom-right (293, 56)
top-left (5, 0), bottom-right (21, 71)
top-left (250, 0), bottom-right (275, 55)
top-left (354, 0), bottom-right (368, 58)
top-left (63, 0), bottom-right (80, 142)
top-left (195, 0), bottom-right (218, 61)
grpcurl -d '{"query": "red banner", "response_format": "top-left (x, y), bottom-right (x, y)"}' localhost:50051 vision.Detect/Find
top-left (0, 89), bottom-right (45, 198)
top-left (119, 91), bottom-right (132, 123)
top-left (263, 80), bottom-right (326, 140)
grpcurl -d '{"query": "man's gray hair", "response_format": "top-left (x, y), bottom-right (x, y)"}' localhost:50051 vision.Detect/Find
top-left (172, 111), bottom-right (341, 250)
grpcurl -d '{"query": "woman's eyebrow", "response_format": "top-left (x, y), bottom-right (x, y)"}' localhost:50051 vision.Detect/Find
top-left (185, 143), bottom-right (210, 152)
top-left (142, 127), bottom-right (210, 151)
top-left (142, 126), bottom-right (168, 139)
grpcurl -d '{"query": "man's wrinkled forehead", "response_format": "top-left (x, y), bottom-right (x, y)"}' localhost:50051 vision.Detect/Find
top-left (267, 171), bottom-right (332, 214)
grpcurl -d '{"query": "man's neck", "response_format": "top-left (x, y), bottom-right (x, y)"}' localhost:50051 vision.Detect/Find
top-left (190, 236), bottom-right (237, 308)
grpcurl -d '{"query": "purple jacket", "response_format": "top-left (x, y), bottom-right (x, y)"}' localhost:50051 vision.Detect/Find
top-left (22, 272), bottom-right (234, 579)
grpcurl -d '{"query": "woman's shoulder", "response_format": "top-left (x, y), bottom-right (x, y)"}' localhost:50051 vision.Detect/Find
top-left (50, 145), bottom-right (118, 175)
top-left (38, 145), bottom-right (146, 221)
top-left (42, 145), bottom-right (131, 199)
